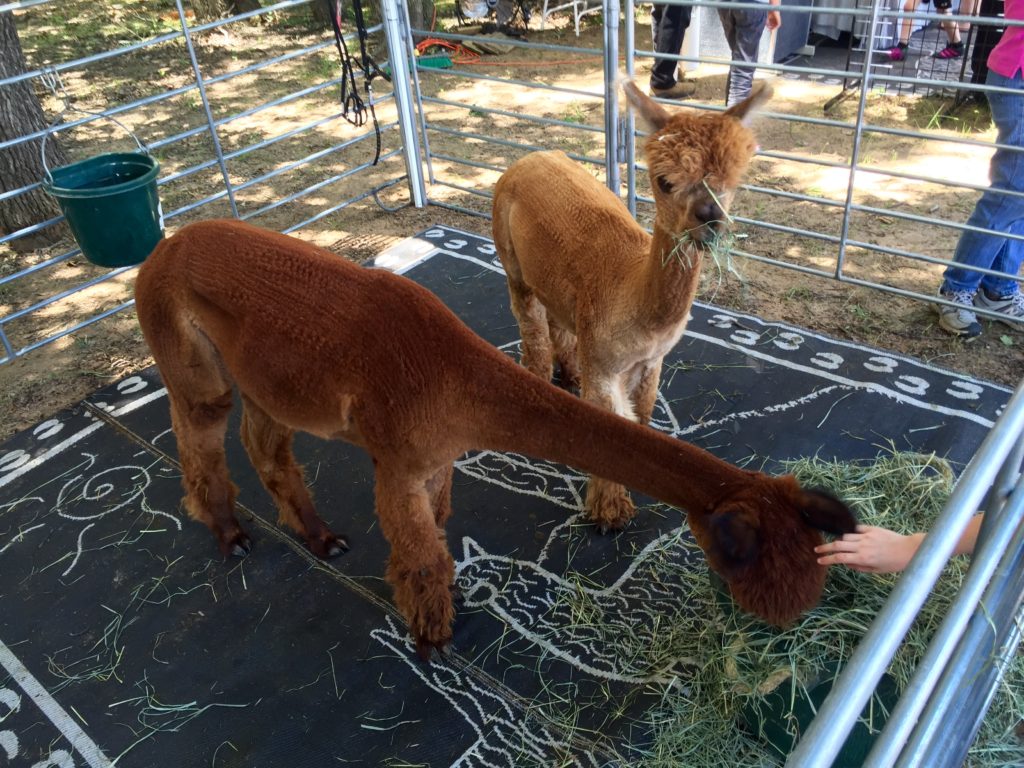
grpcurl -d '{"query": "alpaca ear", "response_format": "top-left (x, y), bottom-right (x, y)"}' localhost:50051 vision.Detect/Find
top-left (800, 488), bottom-right (857, 535)
top-left (709, 508), bottom-right (759, 568)
top-left (723, 81), bottom-right (772, 127)
top-left (622, 79), bottom-right (673, 132)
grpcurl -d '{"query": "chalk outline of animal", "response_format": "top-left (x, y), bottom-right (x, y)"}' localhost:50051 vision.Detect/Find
top-left (454, 526), bottom-right (702, 685)
top-left (491, 80), bottom-right (772, 533)
top-left (134, 217), bottom-right (855, 659)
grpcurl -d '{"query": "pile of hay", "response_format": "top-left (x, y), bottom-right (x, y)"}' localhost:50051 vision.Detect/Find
top-left (632, 451), bottom-right (1024, 767)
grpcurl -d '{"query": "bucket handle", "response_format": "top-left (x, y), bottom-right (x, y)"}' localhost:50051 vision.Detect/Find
top-left (40, 105), bottom-right (150, 186)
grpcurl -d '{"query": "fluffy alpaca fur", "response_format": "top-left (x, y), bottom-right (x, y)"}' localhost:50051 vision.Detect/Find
top-left (492, 81), bottom-right (770, 531)
top-left (134, 219), bottom-right (855, 659)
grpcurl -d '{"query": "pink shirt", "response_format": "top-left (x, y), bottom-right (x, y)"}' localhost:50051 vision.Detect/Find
top-left (988, 0), bottom-right (1024, 78)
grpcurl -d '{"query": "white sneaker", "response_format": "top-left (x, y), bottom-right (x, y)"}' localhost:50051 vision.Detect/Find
top-left (974, 288), bottom-right (1024, 327)
top-left (935, 289), bottom-right (982, 338)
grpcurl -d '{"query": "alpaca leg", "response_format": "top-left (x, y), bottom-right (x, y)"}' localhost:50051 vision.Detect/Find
top-left (549, 322), bottom-right (580, 390)
top-left (580, 374), bottom-right (637, 532)
top-left (376, 468), bottom-right (456, 660)
top-left (240, 395), bottom-right (348, 559)
top-left (507, 280), bottom-right (555, 382)
top-left (147, 309), bottom-right (250, 557)
top-left (425, 463), bottom-right (454, 527)
top-left (630, 361), bottom-right (662, 427)
top-left (168, 386), bottom-right (250, 558)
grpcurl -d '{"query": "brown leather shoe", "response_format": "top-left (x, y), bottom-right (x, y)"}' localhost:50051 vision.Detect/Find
top-left (650, 80), bottom-right (696, 100)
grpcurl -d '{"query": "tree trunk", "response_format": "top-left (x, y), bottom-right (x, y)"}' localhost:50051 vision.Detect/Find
top-left (0, 11), bottom-right (67, 251)
top-left (311, 0), bottom-right (332, 28)
top-left (191, 0), bottom-right (263, 22)
top-left (190, 0), bottom-right (228, 21)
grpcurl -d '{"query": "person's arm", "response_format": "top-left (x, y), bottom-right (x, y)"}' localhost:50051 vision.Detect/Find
top-left (766, 0), bottom-right (781, 31)
top-left (814, 514), bottom-right (984, 574)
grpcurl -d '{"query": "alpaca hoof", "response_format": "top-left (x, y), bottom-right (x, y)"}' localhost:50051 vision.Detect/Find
top-left (415, 638), bottom-right (440, 663)
top-left (588, 492), bottom-right (636, 533)
top-left (219, 530), bottom-right (252, 558)
top-left (308, 532), bottom-right (349, 560)
top-left (230, 541), bottom-right (251, 557)
top-left (326, 539), bottom-right (349, 558)
top-left (415, 638), bottom-right (432, 662)
top-left (415, 637), bottom-right (451, 662)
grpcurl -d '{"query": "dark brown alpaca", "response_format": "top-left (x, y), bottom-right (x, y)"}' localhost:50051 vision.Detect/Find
top-left (134, 219), bottom-right (856, 659)
top-left (492, 81), bottom-right (770, 532)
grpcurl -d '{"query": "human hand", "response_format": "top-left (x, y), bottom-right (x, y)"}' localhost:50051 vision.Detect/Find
top-left (814, 525), bottom-right (925, 573)
top-left (766, 9), bottom-right (781, 31)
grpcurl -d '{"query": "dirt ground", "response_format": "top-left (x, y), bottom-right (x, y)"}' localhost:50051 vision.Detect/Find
top-left (2, 6), bottom-right (1022, 443)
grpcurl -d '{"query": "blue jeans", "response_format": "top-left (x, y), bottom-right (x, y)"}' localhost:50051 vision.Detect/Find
top-left (942, 69), bottom-right (1024, 298)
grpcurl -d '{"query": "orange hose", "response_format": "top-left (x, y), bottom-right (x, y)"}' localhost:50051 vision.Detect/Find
top-left (415, 38), bottom-right (482, 65)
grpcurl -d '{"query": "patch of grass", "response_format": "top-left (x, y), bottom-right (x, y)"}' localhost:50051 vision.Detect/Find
top-left (18, 3), bottom-right (180, 58)
top-left (561, 102), bottom-right (587, 125)
top-left (785, 285), bottom-right (813, 302)
top-left (305, 52), bottom-right (338, 83)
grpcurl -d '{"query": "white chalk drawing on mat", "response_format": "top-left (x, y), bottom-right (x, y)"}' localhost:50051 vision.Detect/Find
top-left (0, 452), bottom-right (179, 578)
top-left (50, 453), bottom-right (181, 576)
top-left (454, 529), bottom-right (696, 686)
top-left (371, 616), bottom-right (605, 768)
top-left (455, 451), bottom-right (586, 511)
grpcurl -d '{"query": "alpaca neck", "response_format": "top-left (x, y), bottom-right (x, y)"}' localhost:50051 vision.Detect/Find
top-left (472, 354), bottom-right (747, 513)
top-left (640, 220), bottom-right (704, 326)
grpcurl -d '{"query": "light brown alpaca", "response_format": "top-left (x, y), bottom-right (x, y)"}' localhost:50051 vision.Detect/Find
top-left (492, 81), bottom-right (770, 531)
top-left (134, 219), bottom-right (855, 660)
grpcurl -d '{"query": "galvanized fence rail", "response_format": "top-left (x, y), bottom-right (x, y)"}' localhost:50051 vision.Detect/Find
top-left (0, 0), bottom-right (415, 363)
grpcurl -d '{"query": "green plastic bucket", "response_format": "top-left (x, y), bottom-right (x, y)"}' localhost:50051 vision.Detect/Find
top-left (44, 151), bottom-right (163, 268)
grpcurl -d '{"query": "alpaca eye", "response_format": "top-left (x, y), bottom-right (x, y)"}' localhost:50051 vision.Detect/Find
top-left (656, 176), bottom-right (674, 194)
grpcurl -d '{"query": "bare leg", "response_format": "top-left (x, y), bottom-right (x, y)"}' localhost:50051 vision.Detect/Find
top-left (240, 395), bottom-right (347, 559)
top-left (376, 468), bottom-right (456, 660)
top-left (944, 0), bottom-right (977, 44)
top-left (898, 0), bottom-right (921, 44)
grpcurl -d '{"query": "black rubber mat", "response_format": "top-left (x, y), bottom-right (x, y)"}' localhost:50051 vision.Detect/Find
top-left (0, 226), bottom-right (1010, 767)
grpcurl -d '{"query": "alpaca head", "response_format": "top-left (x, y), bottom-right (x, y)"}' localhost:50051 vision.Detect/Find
top-left (623, 80), bottom-right (771, 245)
top-left (690, 474), bottom-right (856, 626)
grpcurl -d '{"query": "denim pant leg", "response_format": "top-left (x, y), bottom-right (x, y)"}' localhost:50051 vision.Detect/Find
top-left (942, 69), bottom-right (1024, 297)
top-left (650, 3), bottom-right (691, 89)
top-left (718, 5), bottom-right (767, 106)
